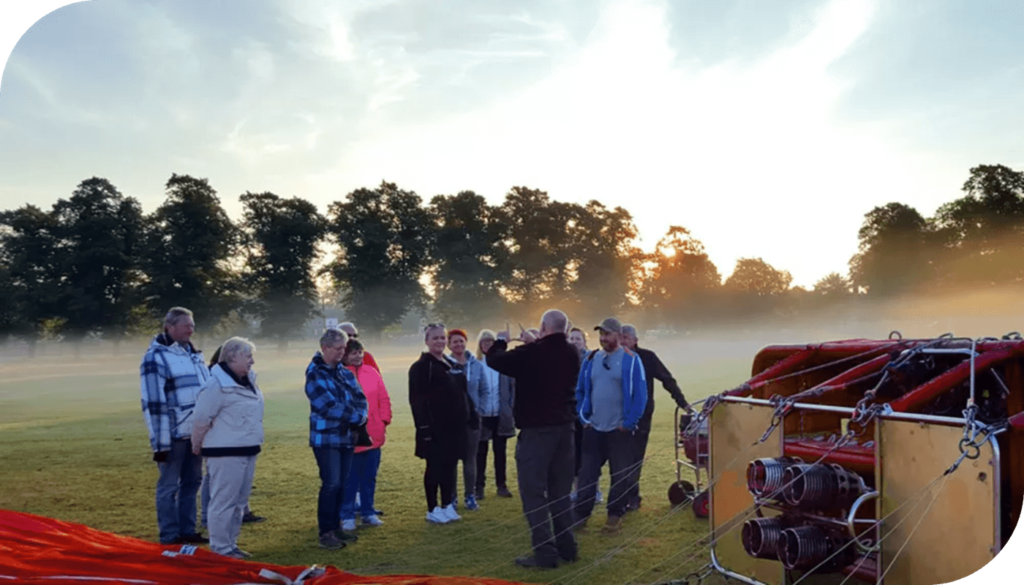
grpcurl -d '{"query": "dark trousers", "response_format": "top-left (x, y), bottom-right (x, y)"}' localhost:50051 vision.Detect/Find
top-left (516, 423), bottom-right (577, 563)
top-left (476, 435), bottom-right (509, 491)
top-left (313, 446), bottom-right (354, 536)
top-left (155, 439), bottom-right (203, 544)
top-left (425, 449), bottom-right (457, 511)
top-left (574, 420), bottom-right (584, 479)
top-left (626, 428), bottom-right (651, 506)
top-left (573, 426), bottom-right (635, 522)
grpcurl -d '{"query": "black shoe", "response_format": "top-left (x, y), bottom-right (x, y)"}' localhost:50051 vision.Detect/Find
top-left (176, 533), bottom-right (209, 544)
top-left (515, 556), bottom-right (558, 569)
top-left (496, 486), bottom-right (513, 498)
top-left (559, 552), bottom-right (580, 564)
top-left (334, 529), bottom-right (358, 543)
top-left (242, 512), bottom-right (266, 524)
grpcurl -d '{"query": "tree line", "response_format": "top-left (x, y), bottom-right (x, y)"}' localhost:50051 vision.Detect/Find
top-left (1, 164), bottom-right (1021, 346)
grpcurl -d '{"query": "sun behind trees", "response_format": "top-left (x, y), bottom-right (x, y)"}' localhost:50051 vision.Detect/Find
top-left (1, 164), bottom-right (1022, 345)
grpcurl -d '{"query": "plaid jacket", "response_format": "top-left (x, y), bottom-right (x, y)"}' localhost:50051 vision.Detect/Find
top-left (305, 352), bottom-right (368, 448)
top-left (140, 333), bottom-right (211, 452)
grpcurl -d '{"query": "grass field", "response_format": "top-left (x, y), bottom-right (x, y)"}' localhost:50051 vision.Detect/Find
top-left (0, 336), bottom-right (772, 585)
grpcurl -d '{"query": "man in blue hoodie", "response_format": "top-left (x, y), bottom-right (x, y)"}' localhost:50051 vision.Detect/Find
top-left (572, 317), bottom-right (647, 534)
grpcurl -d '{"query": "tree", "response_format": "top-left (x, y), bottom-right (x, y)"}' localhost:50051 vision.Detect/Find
top-left (140, 174), bottom-right (241, 331)
top-left (240, 191), bottom-right (326, 345)
top-left (848, 202), bottom-right (931, 296)
top-left (930, 164), bottom-right (1024, 285)
top-left (640, 226), bottom-right (722, 324)
top-left (725, 257), bottom-right (792, 296)
top-left (428, 191), bottom-right (509, 327)
top-left (326, 181), bottom-right (434, 335)
top-left (49, 178), bottom-right (145, 339)
top-left (498, 186), bottom-right (565, 308)
top-left (0, 204), bottom-right (63, 346)
top-left (813, 272), bottom-right (852, 296)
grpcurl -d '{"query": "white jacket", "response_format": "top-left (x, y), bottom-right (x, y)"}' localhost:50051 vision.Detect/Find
top-left (191, 364), bottom-right (265, 451)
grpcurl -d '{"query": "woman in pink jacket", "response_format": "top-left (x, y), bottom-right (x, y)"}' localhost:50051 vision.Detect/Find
top-left (339, 338), bottom-right (393, 531)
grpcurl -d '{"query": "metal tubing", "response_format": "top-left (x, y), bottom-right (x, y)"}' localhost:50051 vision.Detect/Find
top-left (889, 347), bottom-right (1020, 413)
top-left (847, 492), bottom-right (881, 553)
top-left (709, 546), bottom-right (770, 585)
top-left (721, 396), bottom-right (969, 426)
top-left (992, 437), bottom-right (1002, 554)
top-left (789, 354), bottom-right (892, 401)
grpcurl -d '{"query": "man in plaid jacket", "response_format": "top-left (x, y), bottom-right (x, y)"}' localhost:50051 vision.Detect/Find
top-left (139, 307), bottom-right (211, 545)
top-left (305, 328), bottom-right (369, 550)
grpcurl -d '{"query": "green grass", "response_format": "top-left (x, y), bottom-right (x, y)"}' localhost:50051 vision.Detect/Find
top-left (0, 339), bottom-right (756, 585)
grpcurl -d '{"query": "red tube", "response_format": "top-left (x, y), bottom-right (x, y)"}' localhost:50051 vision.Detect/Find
top-left (784, 439), bottom-right (876, 475)
top-left (841, 556), bottom-right (877, 582)
top-left (889, 348), bottom-right (1021, 413)
top-left (790, 354), bottom-right (892, 401)
top-left (1009, 411), bottom-right (1024, 431)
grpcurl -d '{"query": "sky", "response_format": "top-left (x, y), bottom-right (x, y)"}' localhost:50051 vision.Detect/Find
top-left (1, 0), bottom-right (1023, 289)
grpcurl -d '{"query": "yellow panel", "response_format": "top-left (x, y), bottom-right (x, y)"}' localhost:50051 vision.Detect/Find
top-left (877, 420), bottom-right (998, 585)
top-left (709, 401), bottom-right (785, 585)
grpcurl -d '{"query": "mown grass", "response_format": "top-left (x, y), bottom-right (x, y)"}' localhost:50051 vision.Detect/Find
top-left (0, 338), bottom-right (762, 585)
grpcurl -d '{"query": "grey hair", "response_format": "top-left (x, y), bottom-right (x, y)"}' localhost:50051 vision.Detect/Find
top-left (424, 323), bottom-right (446, 342)
top-left (541, 309), bottom-right (568, 335)
top-left (621, 324), bottom-right (638, 338)
top-left (219, 337), bottom-right (255, 364)
top-left (164, 307), bottom-right (194, 327)
top-left (338, 322), bottom-right (358, 335)
top-left (320, 328), bottom-right (349, 349)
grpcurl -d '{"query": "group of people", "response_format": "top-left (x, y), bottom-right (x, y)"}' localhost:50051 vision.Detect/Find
top-left (140, 305), bottom-right (688, 569)
top-left (140, 308), bottom-right (391, 557)
top-left (409, 311), bottom-right (690, 569)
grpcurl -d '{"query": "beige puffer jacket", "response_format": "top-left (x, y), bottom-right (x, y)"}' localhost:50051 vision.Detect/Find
top-left (191, 364), bottom-right (265, 450)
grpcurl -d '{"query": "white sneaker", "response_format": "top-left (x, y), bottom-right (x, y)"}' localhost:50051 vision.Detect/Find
top-left (596, 489), bottom-right (604, 504)
top-left (362, 514), bottom-right (384, 527)
top-left (341, 518), bottom-right (357, 532)
top-left (426, 507), bottom-right (450, 524)
top-left (442, 503), bottom-right (461, 522)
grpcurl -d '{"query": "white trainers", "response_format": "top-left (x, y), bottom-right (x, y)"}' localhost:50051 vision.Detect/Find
top-left (442, 503), bottom-right (461, 522)
top-left (341, 519), bottom-right (357, 532)
top-left (426, 507), bottom-right (450, 524)
top-left (362, 514), bottom-right (384, 527)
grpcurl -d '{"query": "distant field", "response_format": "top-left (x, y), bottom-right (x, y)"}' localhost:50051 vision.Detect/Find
top-left (0, 337), bottom-right (762, 585)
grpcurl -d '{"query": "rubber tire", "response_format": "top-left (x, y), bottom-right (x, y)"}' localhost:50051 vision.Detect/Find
top-left (668, 480), bottom-right (696, 506)
top-left (692, 489), bottom-right (710, 519)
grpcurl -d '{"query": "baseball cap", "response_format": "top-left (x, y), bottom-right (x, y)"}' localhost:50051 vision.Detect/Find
top-left (594, 317), bottom-right (622, 333)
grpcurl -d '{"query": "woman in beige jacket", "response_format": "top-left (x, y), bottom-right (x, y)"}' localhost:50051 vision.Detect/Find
top-left (191, 337), bottom-right (264, 559)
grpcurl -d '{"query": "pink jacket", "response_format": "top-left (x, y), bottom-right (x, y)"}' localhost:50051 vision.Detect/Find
top-left (348, 363), bottom-right (392, 453)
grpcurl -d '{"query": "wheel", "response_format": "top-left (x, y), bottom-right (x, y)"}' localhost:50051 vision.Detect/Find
top-left (668, 480), bottom-right (696, 506)
top-left (692, 489), bottom-right (710, 519)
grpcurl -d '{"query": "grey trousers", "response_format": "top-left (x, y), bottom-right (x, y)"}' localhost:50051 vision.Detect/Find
top-left (453, 424), bottom-right (481, 504)
top-left (516, 423), bottom-right (577, 563)
top-left (206, 455), bottom-right (257, 555)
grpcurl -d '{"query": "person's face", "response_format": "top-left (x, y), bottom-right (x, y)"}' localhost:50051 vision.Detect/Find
top-left (321, 342), bottom-right (346, 366)
top-left (448, 335), bottom-right (467, 355)
top-left (167, 316), bottom-right (195, 344)
top-left (343, 348), bottom-right (364, 367)
top-left (426, 329), bottom-right (448, 355)
top-left (341, 325), bottom-right (358, 339)
top-left (569, 331), bottom-right (586, 351)
top-left (227, 350), bottom-right (254, 378)
top-left (599, 329), bottom-right (620, 352)
top-left (621, 331), bottom-right (638, 350)
top-left (479, 337), bottom-right (495, 354)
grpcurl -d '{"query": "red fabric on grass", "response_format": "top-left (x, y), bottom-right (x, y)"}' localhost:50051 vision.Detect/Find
top-left (0, 510), bottom-right (521, 585)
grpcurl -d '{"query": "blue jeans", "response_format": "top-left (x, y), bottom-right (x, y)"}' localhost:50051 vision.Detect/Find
top-left (341, 449), bottom-right (382, 520)
top-left (155, 439), bottom-right (203, 544)
top-left (313, 446), bottom-right (354, 535)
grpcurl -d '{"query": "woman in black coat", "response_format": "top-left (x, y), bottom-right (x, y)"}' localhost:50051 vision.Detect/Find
top-left (409, 323), bottom-right (473, 524)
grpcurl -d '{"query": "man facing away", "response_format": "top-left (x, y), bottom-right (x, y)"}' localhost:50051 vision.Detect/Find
top-left (619, 324), bottom-right (690, 512)
top-left (485, 309), bottom-right (581, 570)
top-left (573, 317), bottom-right (647, 535)
top-left (140, 307), bottom-right (211, 545)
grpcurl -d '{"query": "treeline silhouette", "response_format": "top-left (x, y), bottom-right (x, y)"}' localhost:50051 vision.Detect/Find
top-left (1, 164), bottom-right (1021, 346)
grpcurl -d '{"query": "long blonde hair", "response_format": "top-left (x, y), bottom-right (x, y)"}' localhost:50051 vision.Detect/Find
top-left (476, 329), bottom-right (496, 360)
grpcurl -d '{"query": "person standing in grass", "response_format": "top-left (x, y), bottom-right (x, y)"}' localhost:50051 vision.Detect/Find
top-left (485, 309), bottom-right (581, 570)
top-left (140, 306), bottom-right (211, 546)
top-left (338, 322), bottom-right (380, 373)
top-left (339, 338), bottom-right (392, 531)
top-left (191, 337), bottom-right (264, 560)
top-left (409, 323), bottom-right (472, 525)
top-left (446, 328), bottom-right (489, 511)
top-left (567, 326), bottom-right (602, 505)
top-left (474, 329), bottom-right (515, 500)
top-left (305, 328), bottom-right (369, 550)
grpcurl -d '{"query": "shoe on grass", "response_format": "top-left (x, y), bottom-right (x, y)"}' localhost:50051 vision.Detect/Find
top-left (514, 555), bottom-right (557, 569)
top-left (318, 532), bottom-right (346, 550)
top-left (426, 507), bottom-right (450, 524)
top-left (601, 515), bottom-right (623, 534)
top-left (442, 503), bottom-right (461, 522)
top-left (465, 494), bottom-right (480, 511)
top-left (175, 533), bottom-right (209, 544)
top-left (341, 519), bottom-right (357, 532)
top-left (361, 514), bottom-right (384, 527)
top-left (232, 548), bottom-right (252, 559)
top-left (334, 528), bottom-right (358, 543)
top-left (595, 489), bottom-right (604, 504)
top-left (496, 486), bottom-right (513, 498)
top-left (475, 488), bottom-right (485, 500)
top-left (242, 512), bottom-right (266, 524)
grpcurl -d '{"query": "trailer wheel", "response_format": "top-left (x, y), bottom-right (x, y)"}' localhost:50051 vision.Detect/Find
top-left (692, 490), bottom-right (710, 519)
top-left (668, 480), bottom-right (696, 506)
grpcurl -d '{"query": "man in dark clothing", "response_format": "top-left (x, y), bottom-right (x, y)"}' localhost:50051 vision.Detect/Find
top-left (486, 309), bottom-right (581, 570)
top-left (620, 324), bottom-right (691, 511)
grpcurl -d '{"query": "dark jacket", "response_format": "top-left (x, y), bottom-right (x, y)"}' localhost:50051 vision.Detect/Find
top-left (408, 352), bottom-right (472, 460)
top-left (485, 333), bottom-right (580, 429)
top-left (634, 346), bottom-right (688, 431)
